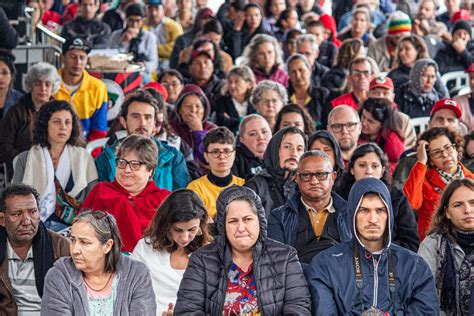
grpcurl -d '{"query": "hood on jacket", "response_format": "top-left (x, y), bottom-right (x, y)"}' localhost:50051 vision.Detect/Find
top-left (263, 126), bottom-right (307, 179)
top-left (347, 178), bottom-right (393, 252)
top-left (174, 84), bottom-right (211, 123)
top-left (409, 58), bottom-right (440, 97)
top-left (215, 185), bottom-right (268, 254)
top-left (308, 130), bottom-right (345, 172)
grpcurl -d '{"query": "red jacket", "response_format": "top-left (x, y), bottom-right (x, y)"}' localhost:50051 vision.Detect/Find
top-left (81, 180), bottom-right (170, 252)
top-left (403, 162), bottom-right (474, 240)
top-left (330, 92), bottom-right (358, 110)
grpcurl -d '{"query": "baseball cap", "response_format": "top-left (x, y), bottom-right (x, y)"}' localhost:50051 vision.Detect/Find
top-left (465, 63), bottom-right (474, 73)
top-left (62, 37), bottom-right (91, 54)
top-left (146, 0), bottom-right (162, 6)
top-left (190, 47), bottom-right (214, 61)
top-left (430, 98), bottom-right (462, 119)
top-left (369, 76), bottom-right (394, 90)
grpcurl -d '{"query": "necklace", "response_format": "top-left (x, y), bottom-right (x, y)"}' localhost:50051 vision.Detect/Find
top-left (83, 273), bottom-right (114, 292)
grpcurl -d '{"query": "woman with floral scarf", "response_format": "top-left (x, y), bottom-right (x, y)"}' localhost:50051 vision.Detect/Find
top-left (404, 127), bottom-right (474, 240)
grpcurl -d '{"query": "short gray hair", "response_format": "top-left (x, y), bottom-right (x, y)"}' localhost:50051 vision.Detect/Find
top-left (296, 34), bottom-right (319, 51)
top-left (116, 134), bottom-right (158, 171)
top-left (73, 210), bottom-right (122, 273)
top-left (327, 105), bottom-right (360, 125)
top-left (22, 62), bottom-right (61, 94)
top-left (242, 34), bottom-right (284, 69)
top-left (251, 80), bottom-right (288, 106)
top-left (286, 53), bottom-right (312, 70)
top-left (299, 150), bottom-right (333, 171)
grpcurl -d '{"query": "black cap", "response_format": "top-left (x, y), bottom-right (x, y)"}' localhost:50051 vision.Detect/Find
top-left (62, 37), bottom-right (92, 54)
top-left (451, 19), bottom-right (472, 38)
top-left (125, 3), bottom-right (145, 18)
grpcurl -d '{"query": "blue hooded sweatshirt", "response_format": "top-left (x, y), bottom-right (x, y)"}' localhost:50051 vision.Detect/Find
top-left (308, 178), bottom-right (439, 315)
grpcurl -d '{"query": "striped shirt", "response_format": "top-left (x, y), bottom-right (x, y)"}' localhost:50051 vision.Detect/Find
top-left (7, 241), bottom-right (41, 315)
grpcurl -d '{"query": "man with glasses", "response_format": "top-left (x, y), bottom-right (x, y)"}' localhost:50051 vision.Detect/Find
top-left (108, 3), bottom-right (158, 82)
top-left (60, 0), bottom-right (111, 48)
top-left (268, 150), bottom-right (351, 266)
top-left (187, 127), bottom-right (245, 219)
top-left (327, 105), bottom-right (362, 167)
top-left (95, 90), bottom-right (190, 192)
top-left (331, 57), bottom-right (373, 110)
top-left (245, 126), bottom-right (306, 217)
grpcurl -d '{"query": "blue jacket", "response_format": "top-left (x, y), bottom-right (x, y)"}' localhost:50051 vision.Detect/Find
top-left (308, 178), bottom-right (438, 315)
top-left (268, 191), bottom-right (351, 247)
top-left (95, 135), bottom-right (190, 191)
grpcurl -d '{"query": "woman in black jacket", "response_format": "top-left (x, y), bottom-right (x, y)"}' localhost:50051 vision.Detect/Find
top-left (335, 143), bottom-right (420, 252)
top-left (174, 185), bottom-right (311, 315)
top-left (394, 58), bottom-right (443, 118)
top-left (215, 65), bottom-right (256, 133)
top-left (225, 3), bottom-right (270, 60)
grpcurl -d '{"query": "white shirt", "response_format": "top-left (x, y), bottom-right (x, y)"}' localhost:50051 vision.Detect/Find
top-left (131, 238), bottom-right (186, 314)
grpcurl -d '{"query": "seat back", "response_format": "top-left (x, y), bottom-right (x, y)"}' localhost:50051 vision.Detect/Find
top-left (441, 71), bottom-right (468, 97)
top-left (411, 116), bottom-right (430, 135)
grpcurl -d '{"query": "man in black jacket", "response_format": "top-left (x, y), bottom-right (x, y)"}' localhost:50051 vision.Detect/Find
top-left (245, 126), bottom-right (306, 216)
top-left (60, 0), bottom-right (111, 48)
top-left (268, 150), bottom-right (351, 265)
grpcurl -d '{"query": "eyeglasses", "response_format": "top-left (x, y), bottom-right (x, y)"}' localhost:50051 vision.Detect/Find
top-left (259, 98), bottom-right (282, 106)
top-left (161, 81), bottom-right (183, 88)
top-left (351, 69), bottom-right (371, 77)
top-left (429, 144), bottom-right (455, 159)
top-left (115, 158), bottom-right (146, 171)
top-left (297, 172), bottom-right (332, 182)
top-left (0, 70), bottom-right (11, 77)
top-left (329, 122), bottom-right (359, 132)
top-left (206, 149), bottom-right (235, 158)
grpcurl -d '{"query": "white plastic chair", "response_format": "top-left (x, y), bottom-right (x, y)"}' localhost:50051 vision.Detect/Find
top-left (457, 86), bottom-right (471, 96)
top-left (411, 116), bottom-right (430, 135)
top-left (441, 71), bottom-right (468, 96)
top-left (86, 137), bottom-right (109, 154)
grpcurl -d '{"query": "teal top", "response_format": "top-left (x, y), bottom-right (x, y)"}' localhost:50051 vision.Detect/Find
top-left (87, 274), bottom-right (120, 316)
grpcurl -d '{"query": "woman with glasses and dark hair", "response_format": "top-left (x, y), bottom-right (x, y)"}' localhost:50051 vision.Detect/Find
top-left (418, 178), bottom-right (474, 315)
top-left (335, 143), bottom-right (420, 251)
top-left (158, 69), bottom-right (185, 106)
top-left (81, 134), bottom-right (170, 252)
top-left (175, 185), bottom-right (311, 314)
top-left (359, 97), bottom-right (405, 172)
top-left (41, 210), bottom-right (157, 315)
top-left (404, 127), bottom-right (474, 240)
top-left (132, 189), bottom-right (212, 315)
top-left (187, 127), bottom-right (245, 219)
top-left (273, 103), bottom-right (315, 136)
top-left (12, 100), bottom-right (97, 232)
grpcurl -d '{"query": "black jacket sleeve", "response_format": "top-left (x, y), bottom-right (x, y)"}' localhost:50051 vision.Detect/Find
top-left (0, 8), bottom-right (18, 49)
top-left (390, 187), bottom-right (420, 252)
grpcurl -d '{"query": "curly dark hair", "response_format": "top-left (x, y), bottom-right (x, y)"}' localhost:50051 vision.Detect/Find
top-left (418, 127), bottom-right (464, 164)
top-left (427, 178), bottom-right (474, 242)
top-left (335, 143), bottom-right (391, 199)
top-left (0, 49), bottom-right (16, 88)
top-left (273, 103), bottom-right (315, 136)
top-left (143, 189), bottom-right (212, 254)
top-left (32, 100), bottom-right (82, 148)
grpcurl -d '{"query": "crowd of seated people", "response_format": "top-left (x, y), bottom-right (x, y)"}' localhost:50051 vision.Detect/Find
top-left (1, 0), bottom-right (474, 314)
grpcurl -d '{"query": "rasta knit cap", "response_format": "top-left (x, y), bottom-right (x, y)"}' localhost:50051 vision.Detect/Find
top-left (388, 11), bottom-right (412, 36)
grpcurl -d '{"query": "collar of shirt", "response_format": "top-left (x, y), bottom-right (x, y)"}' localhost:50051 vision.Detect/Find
top-left (300, 196), bottom-right (335, 214)
top-left (7, 240), bottom-right (34, 261)
top-left (290, 94), bottom-right (312, 106)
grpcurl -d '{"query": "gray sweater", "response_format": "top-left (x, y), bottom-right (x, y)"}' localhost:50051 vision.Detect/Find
top-left (41, 255), bottom-right (156, 316)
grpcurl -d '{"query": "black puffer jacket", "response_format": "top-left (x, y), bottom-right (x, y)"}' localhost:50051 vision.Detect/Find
top-left (174, 185), bottom-right (311, 315)
top-left (245, 127), bottom-right (307, 217)
top-left (231, 142), bottom-right (265, 181)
